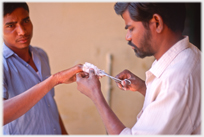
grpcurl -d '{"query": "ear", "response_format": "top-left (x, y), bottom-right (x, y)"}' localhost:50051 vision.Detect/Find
top-left (151, 14), bottom-right (164, 33)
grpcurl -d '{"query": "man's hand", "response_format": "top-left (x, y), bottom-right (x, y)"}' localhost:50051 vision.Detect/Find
top-left (76, 69), bottom-right (126, 134)
top-left (76, 69), bottom-right (102, 102)
top-left (53, 64), bottom-right (83, 85)
top-left (115, 69), bottom-right (146, 96)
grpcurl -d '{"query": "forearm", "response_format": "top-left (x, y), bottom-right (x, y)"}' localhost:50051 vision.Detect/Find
top-left (76, 69), bottom-right (125, 134)
top-left (3, 75), bottom-right (57, 125)
top-left (93, 90), bottom-right (126, 135)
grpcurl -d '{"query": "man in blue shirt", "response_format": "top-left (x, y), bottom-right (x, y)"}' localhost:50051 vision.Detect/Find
top-left (3, 2), bottom-right (82, 134)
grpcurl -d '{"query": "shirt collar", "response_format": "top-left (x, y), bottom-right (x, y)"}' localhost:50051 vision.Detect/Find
top-left (149, 36), bottom-right (190, 78)
top-left (3, 43), bottom-right (32, 58)
top-left (3, 43), bottom-right (15, 58)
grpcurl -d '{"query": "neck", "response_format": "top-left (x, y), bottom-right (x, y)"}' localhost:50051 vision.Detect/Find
top-left (7, 45), bottom-right (31, 62)
top-left (18, 49), bottom-right (31, 62)
top-left (26, 51), bottom-right (32, 63)
top-left (154, 29), bottom-right (183, 60)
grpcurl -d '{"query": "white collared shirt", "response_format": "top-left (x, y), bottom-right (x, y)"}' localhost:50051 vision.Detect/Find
top-left (120, 36), bottom-right (201, 135)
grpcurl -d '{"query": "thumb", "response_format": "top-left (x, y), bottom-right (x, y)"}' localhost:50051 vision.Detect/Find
top-left (76, 73), bottom-right (83, 82)
top-left (121, 80), bottom-right (127, 87)
top-left (89, 68), bottom-right (95, 78)
top-left (121, 79), bottom-right (131, 86)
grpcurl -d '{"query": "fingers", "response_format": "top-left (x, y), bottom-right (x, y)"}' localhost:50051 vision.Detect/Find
top-left (115, 69), bottom-right (133, 91)
top-left (76, 70), bottom-right (95, 84)
top-left (115, 73), bottom-right (124, 80)
top-left (121, 79), bottom-right (132, 91)
top-left (116, 82), bottom-right (128, 91)
top-left (76, 69), bottom-right (95, 81)
top-left (115, 69), bottom-right (130, 80)
top-left (76, 73), bottom-right (84, 92)
top-left (76, 72), bottom-right (83, 82)
top-left (88, 68), bottom-right (96, 78)
top-left (73, 64), bottom-right (83, 73)
top-left (80, 72), bottom-right (89, 78)
top-left (59, 64), bottom-right (83, 79)
top-left (121, 80), bottom-right (126, 87)
top-left (122, 79), bottom-right (131, 86)
top-left (116, 82), bottom-right (123, 89)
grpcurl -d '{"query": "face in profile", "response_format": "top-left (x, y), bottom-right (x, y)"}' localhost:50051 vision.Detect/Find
top-left (122, 9), bottom-right (155, 58)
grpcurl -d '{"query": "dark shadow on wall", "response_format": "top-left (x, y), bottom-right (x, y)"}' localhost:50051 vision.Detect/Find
top-left (183, 3), bottom-right (201, 50)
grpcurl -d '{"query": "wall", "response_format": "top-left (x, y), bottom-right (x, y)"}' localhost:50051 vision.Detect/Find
top-left (27, 2), bottom-right (154, 134)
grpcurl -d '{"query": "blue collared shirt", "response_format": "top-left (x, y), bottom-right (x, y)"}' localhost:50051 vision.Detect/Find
top-left (3, 43), bottom-right (61, 134)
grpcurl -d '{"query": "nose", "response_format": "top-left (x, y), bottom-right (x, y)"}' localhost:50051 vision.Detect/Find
top-left (16, 24), bottom-right (26, 35)
top-left (125, 30), bottom-right (132, 41)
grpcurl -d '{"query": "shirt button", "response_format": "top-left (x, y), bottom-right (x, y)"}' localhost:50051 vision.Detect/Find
top-left (26, 64), bottom-right (29, 67)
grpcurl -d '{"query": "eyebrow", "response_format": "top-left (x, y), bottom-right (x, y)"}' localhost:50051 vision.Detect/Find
top-left (22, 17), bottom-right (30, 22)
top-left (5, 21), bottom-right (17, 26)
top-left (5, 16), bottom-right (30, 26)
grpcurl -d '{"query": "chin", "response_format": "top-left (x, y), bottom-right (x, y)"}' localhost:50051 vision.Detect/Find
top-left (17, 43), bottom-right (30, 49)
top-left (135, 54), bottom-right (146, 59)
top-left (134, 51), bottom-right (146, 59)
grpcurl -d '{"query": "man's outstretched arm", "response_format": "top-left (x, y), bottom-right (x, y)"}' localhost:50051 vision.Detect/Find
top-left (4, 64), bottom-right (83, 125)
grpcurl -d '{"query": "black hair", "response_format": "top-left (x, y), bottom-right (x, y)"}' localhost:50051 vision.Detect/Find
top-left (3, 2), bottom-right (29, 17)
top-left (114, 3), bottom-right (186, 32)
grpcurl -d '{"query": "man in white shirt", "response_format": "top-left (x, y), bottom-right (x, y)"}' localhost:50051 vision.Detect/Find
top-left (76, 3), bottom-right (201, 135)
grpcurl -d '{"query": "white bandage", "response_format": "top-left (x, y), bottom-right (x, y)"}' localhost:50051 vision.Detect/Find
top-left (82, 62), bottom-right (104, 76)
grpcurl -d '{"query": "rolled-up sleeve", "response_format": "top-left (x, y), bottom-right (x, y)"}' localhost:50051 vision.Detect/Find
top-left (120, 88), bottom-right (188, 135)
top-left (119, 128), bottom-right (132, 135)
top-left (119, 78), bottom-right (199, 135)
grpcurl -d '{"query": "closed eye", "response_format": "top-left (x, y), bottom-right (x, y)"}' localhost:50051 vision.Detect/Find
top-left (129, 27), bottom-right (134, 31)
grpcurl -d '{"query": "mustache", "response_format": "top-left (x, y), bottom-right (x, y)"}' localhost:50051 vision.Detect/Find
top-left (16, 35), bottom-right (31, 42)
top-left (128, 41), bottom-right (137, 48)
